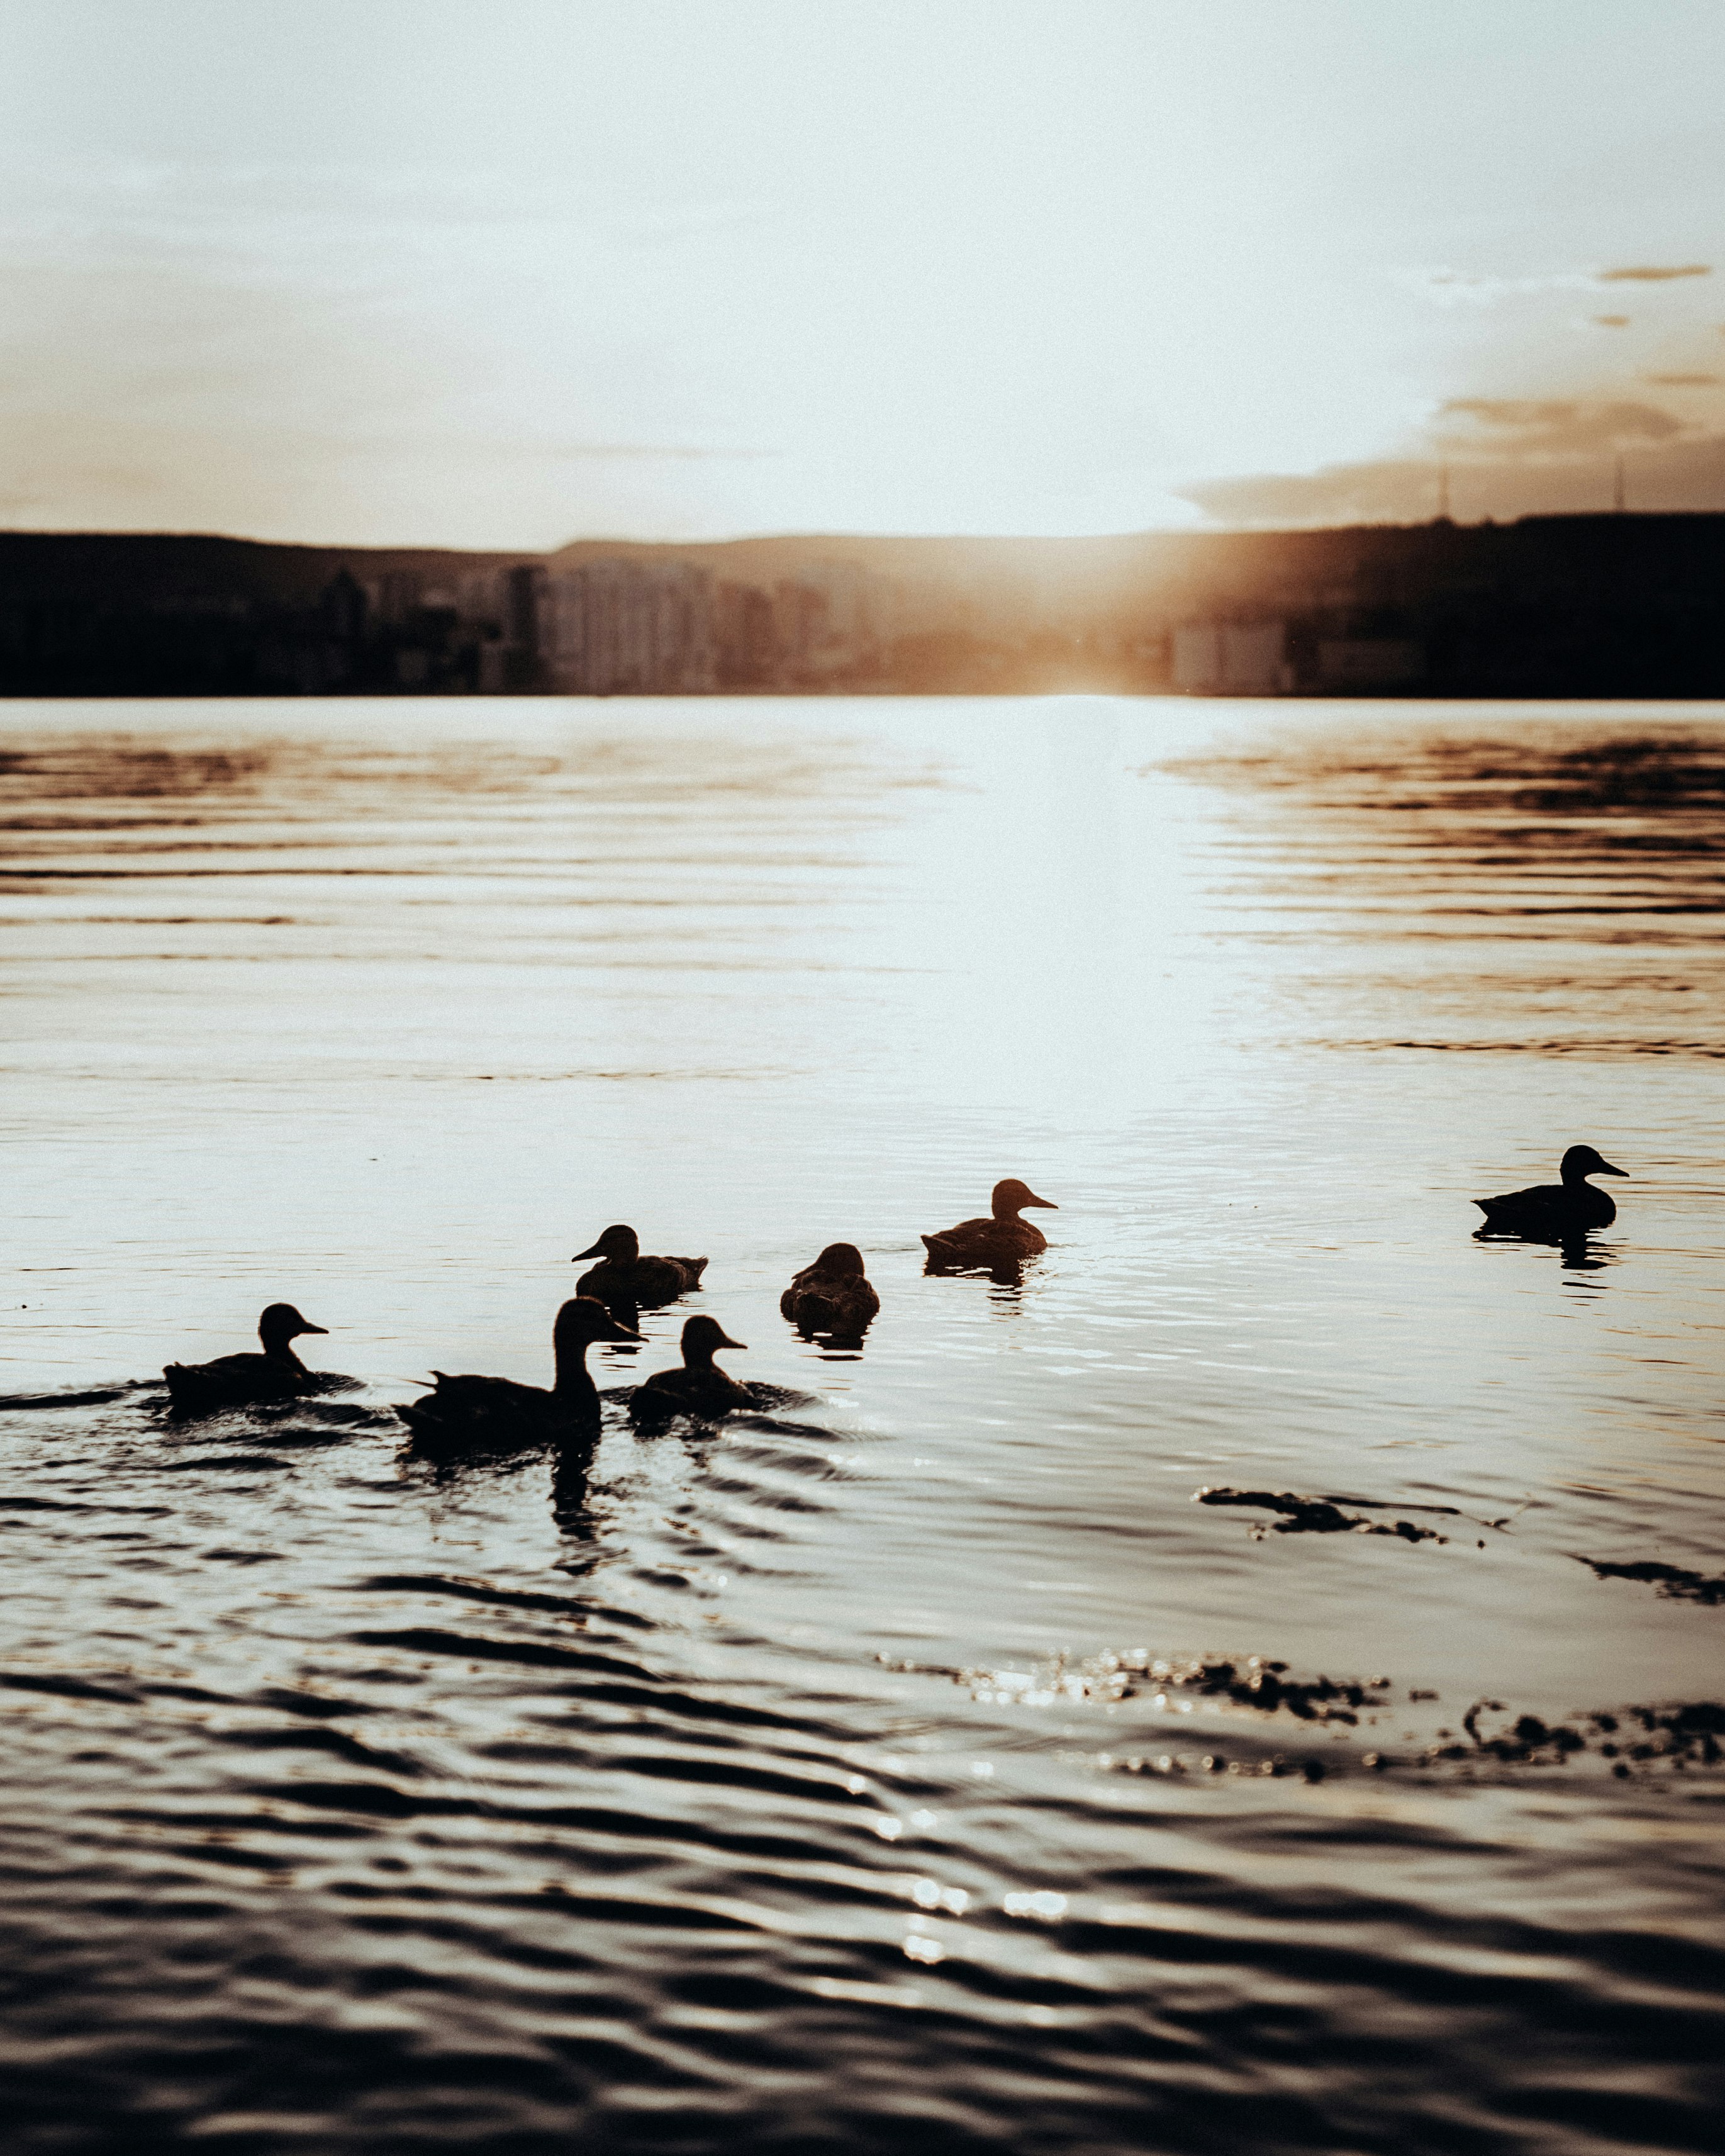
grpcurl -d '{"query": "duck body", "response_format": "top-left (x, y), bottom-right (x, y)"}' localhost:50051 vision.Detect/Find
top-left (922, 1178), bottom-right (1057, 1269)
top-left (781, 1243), bottom-right (879, 1335)
top-left (630, 1316), bottom-right (754, 1426)
top-left (1475, 1145), bottom-right (1628, 1240)
top-left (572, 1225), bottom-right (706, 1312)
top-left (164, 1303), bottom-right (330, 1417)
top-left (399, 1297), bottom-right (642, 1455)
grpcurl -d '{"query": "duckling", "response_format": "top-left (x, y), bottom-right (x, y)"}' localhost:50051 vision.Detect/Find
top-left (164, 1303), bottom-right (332, 1417)
top-left (628, 1315), bottom-right (752, 1426)
top-left (1475, 1145), bottom-right (1628, 1240)
top-left (921, 1178), bottom-right (1057, 1269)
top-left (572, 1225), bottom-right (707, 1313)
top-left (398, 1297), bottom-right (642, 1454)
top-left (781, 1243), bottom-right (879, 1336)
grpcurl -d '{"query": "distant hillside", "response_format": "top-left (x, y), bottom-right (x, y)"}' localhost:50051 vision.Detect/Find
top-left (4, 514), bottom-right (1725, 696)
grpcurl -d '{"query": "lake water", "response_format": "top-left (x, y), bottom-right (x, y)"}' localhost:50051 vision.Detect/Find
top-left (2, 695), bottom-right (1721, 2155)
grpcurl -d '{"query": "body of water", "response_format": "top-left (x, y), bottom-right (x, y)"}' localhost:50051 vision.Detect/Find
top-left (2, 695), bottom-right (1721, 2153)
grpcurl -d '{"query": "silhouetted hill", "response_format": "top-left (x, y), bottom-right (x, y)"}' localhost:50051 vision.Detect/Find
top-left (4, 515), bottom-right (1724, 696)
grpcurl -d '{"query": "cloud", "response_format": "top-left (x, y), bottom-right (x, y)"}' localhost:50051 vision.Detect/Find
top-left (1644, 372), bottom-right (1720, 387)
top-left (1438, 398), bottom-right (1691, 455)
top-left (511, 441), bottom-right (777, 462)
top-left (1597, 264), bottom-right (1711, 281)
top-left (1592, 314), bottom-right (1631, 327)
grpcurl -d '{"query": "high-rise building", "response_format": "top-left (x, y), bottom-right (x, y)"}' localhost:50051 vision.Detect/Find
top-left (541, 559), bottom-right (714, 693)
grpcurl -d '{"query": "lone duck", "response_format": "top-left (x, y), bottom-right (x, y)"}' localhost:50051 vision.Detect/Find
top-left (398, 1297), bottom-right (642, 1454)
top-left (572, 1226), bottom-right (707, 1313)
top-left (1475, 1145), bottom-right (1629, 1239)
top-left (628, 1315), bottom-right (752, 1426)
top-left (781, 1243), bottom-right (879, 1336)
top-left (922, 1178), bottom-right (1057, 1268)
top-left (164, 1303), bottom-right (331, 1416)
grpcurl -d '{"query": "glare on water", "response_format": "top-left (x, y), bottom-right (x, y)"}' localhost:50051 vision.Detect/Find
top-left (2, 696), bottom-right (1721, 2154)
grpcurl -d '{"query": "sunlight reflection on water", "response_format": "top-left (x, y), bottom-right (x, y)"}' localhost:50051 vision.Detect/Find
top-left (1, 696), bottom-right (1721, 2153)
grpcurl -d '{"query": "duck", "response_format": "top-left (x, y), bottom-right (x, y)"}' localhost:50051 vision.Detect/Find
top-left (628, 1315), bottom-right (753, 1426)
top-left (1474, 1145), bottom-right (1629, 1239)
top-left (781, 1243), bottom-right (880, 1336)
top-left (921, 1178), bottom-right (1057, 1268)
top-left (572, 1225), bottom-right (707, 1313)
top-left (398, 1296), bottom-right (642, 1454)
top-left (164, 1302), bottom-right (332, 1416)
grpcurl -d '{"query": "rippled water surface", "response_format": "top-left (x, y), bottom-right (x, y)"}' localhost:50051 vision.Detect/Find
top-left (2, 696), bottom-right (1721, 2154)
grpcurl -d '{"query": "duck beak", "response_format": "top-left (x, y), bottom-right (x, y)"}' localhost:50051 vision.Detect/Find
top-left (1024, 1192), bottom-right (1058, 1209)
top-left (717, 1333), bottom-right (749, 1351)
top-left (603, 1314), bottom-right (645, 1341)
top-left (298, 1322), bottom-right (329, 1336)
top-left (572, 1242), bottom-right (606, 1262)
top-left (1596, 1159), bottom-right (1629, 1176)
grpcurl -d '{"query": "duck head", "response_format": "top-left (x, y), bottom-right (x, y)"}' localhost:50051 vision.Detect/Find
top-left (1561, 1145), bottom-right (1628, 1184)
top-left (573, 1224), bottom-right (640, 1265)
top-left (555, 1295), bottom-right (645, 1348)
top-left (991, 1178), bottom-right (1057, 1220)
top-left (259, 1303), bottom-right (327, 1355)
top-left (681, 1315), bottom-right (747, 1366)
top-left (808, 1241), bottom-right (867, 1279)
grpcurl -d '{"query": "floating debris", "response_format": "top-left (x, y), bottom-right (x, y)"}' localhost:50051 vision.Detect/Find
top-left (1195, 1487), bottom-right (1452, 1542)
top-left (1576, 1556), bottom-right (1725, 1607)
top-left (878, 1646), bottom-right (1725, 1784)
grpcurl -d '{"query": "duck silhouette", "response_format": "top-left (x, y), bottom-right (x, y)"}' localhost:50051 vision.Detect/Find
top-left (922, 1178), bottom-right (1057, 1270)
top-left (572, 1226), bottom-right (706, 1313)
top-left (781, 1243), bottom-right (879, 1337)
top-left (164, 1303), bottom-right (332, 1416)
top-left (1474, 1145), bottom-right (1629, 1241)
top-left (398, 1296), bottom-right (642, 1454)
top-left (628, 1315), bottom-right (752, 1426)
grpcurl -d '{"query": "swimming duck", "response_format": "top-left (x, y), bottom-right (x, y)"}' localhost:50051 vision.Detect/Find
top-left (164, 1303), bottom-right (331, 1416)
top-left (572, 1225), bottom-right (707, 1313)
top-left (781, 1243), bottom-right (880, 1336)
top-left (921, 1178), bottom-right (1057, 1268)
top-left (628, 1315), bottom-right (752, 1426)
top-left (1474, 1145), bottom-right (1628, 1239)
top-left (398, 1296), bottom-right (642, 1454)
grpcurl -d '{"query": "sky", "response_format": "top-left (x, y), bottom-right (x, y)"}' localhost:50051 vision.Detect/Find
top-left (3, 0), bottom-right (1724, 545)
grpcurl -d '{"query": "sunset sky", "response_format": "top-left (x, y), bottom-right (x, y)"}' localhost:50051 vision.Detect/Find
top-left (3, 0), bottom-right (1724, 545)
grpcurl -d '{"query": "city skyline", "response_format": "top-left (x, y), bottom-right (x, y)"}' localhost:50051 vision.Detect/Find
top-left (4, 0), bottom-right (1725, 545)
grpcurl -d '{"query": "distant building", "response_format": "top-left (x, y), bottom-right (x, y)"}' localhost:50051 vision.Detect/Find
top-left (715, 580), bottom-right (778, 686)
top-left (1314, 637), bottom-right (1424, 690)
top-left (540, 559), bottom-right (714, 694)
top-left (1173, 620), bottom-right (1290, 695)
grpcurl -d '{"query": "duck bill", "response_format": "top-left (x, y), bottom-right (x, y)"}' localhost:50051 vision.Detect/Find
top-left (1024, 1193), bottom-right (1058, 1209)
top-left (717, 1334), bottom-right (749, 1351)
top-left (571, 1242), bottom-right (607, 1262)
top-left (1596, 1161), bottom-right (1629, 1177)
top-left (298, 1322), bottom-right (329, 1336)
top-left (602, 1314), bottom-right (646, 1342)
